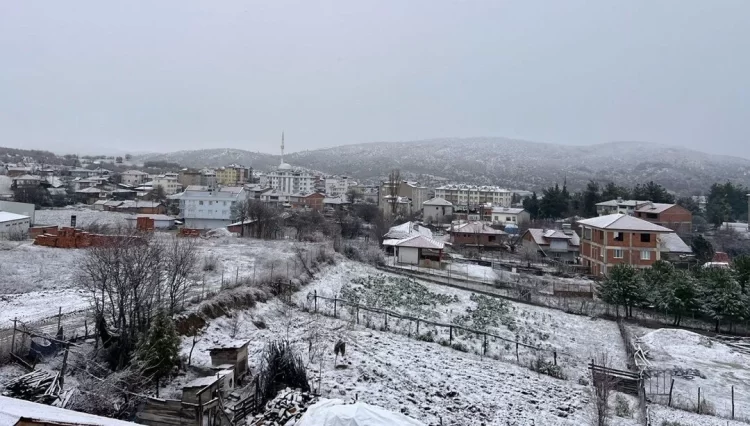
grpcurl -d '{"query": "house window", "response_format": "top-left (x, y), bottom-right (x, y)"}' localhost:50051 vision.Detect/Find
top-left (512, 217), bottom-right (516, 222)
top-left (613, 232), bottom-right (624, 242)
top-left (640, 234), bottom-right (651, 243)
top-left (584, 228), bottom-right (592, 240)
top-left (199, 201), bottom-right (204, 205)
top-left (613, 249), bottom-right (623, 259)
top-left (641, 250), bottom-right (651, 260)
top-left (506, 216), bottom-right (511, 221)
top-left (488, 236), bottom-right (496, 242)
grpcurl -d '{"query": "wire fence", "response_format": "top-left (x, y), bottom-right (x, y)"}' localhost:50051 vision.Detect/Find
top-left (302, 290), bottom-right (569, 372)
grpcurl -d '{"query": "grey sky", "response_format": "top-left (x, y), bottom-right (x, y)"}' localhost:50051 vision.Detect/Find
top-left (1, 1), bottom-right (749, 157)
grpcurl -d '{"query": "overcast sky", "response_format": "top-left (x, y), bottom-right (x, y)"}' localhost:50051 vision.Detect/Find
top-left (1, 1), bottom-right (749, 157)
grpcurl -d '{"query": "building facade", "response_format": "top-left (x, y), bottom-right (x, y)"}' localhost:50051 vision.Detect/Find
top-left (633, 203), bottom-right (693, 235)
top-left (324, 176), bottom-right (357, 197)
top-left (578, 214), bottom-right (674, 276)
top-left (422, 197), bottom-right (454, 223)
top-left (522, 225), bottom-right (580, 263)
top-left (595, 199), bottom-right (650, 216)
top-left (0, 211), bottom-right (31, 238)
top-left (434, 185), bottom-right (512, 208)
top-left (179, 186), bottom-right (246, 229)
top-left (152, 174), bottom-right (183, 195)
top-left (491, 207), bottom-right (530, 226)
top-left (379, 181), bottom-right (429, 213)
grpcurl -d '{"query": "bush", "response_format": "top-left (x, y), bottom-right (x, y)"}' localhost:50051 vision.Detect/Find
top-left (252, 318), bottom-right (267, 329)
top-left (529, 355), bottom-right (566, 380)
top-left (202, 255), bottom-right (219, 272)
top-left (614, 394), bottom-right (632, 418)
top-left (257, 341), bottom-right (310, 406)
top-left (416, 332), bottom-right (435, 343)
top-left (450, 342), bottom-right (469, 352)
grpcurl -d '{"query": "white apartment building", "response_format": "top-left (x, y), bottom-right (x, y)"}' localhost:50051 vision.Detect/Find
top-left (434, 185), bottom-right (512, 207)
top-left (265, 164), bottom-right (314, 194)
top-left (179, 186), bottom-right (246, 229)
top-left (121, 170), bottom-right (150, 186)
top-left (324, 176), bottom-right (357, 197)
top-left (152, 173), bottom-right (183, 195)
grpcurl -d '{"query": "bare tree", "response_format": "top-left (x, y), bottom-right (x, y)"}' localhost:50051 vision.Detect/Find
top-left (162, 236), bottom-right (198, 314)
top-left (230, 198), bottom-right (252, 237)
top-left (592, 353), bottom-right (616, 426)
top-left (387, 169), bottom-right (401, 216)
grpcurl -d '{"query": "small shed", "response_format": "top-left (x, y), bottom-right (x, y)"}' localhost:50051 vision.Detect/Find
top-left (125, 214), bottom-right (176, 229)
top-left (209, 341), bottom-right (249, 380)
top-left (181, 376), bottom-right (221, 405)
top-left (383, 235), bottom-right (445, 268)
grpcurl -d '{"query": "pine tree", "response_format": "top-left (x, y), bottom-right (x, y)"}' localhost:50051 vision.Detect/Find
top-left (732, 255), bottom-right (750, 292)
top-left (597, 264), bottom-right (644, 318)
top-left (136, 309), bottom-right (180, 396)
top-left (699, 268), bottom-right (747, 333)
top-left (691, 234), bottom-right (715, 264)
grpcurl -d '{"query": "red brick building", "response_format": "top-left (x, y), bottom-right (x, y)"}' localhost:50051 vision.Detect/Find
top-left (578, 214), bottom-right (675, 276)
top-left (633, 203), bottom-right (692, 234)
top-left (449, 222), bottom-right (507, 249)
top-left (290, 192), bottom-right (325, 211)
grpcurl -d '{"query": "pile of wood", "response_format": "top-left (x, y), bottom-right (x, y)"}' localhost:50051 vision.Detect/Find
top-left (2, 370), bottom-right (61, 404)
top-left (249, 388), bottom-right (317, 426)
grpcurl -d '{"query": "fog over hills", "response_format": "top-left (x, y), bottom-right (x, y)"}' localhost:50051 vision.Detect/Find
top-left (138, 138), bottom-right (750, 193)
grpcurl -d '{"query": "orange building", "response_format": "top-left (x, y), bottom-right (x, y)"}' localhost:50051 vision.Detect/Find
top-left (578, 214), bottom-right (675, 276)
top-left (633, 203), bottom-right (693, 234)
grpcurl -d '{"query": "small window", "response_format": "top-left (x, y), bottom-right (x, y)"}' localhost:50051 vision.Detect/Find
top-left (613, 249), bottom-right (623, 259)
top-left (613, 232), bottom-right (624, 242)
top-left (199, 201), bottom-right (204, 205)
top-left (641, 250), bottom-right (651, 260)
top-left (640, 233), bottom-right (651, 243)
top-left (506, 216), bottom-right (511, 221)
top-left (584, 228), bottom-right (592, 240)
top-left (488, 235), bottom-right (496, 242)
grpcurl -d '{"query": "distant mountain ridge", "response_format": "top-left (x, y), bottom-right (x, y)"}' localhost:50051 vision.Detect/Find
top-left (138, 138), bottom-right (750, 193)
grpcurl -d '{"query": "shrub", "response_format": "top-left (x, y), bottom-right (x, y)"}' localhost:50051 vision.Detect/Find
top-left (202, 255), bottom-right (219, 272)
top-left (417, 332), bottom-right (435, 343)
top-left (614, 394), bottom-right (632, 418)
top-left (252, 318), bottom-right (267, 329)
top-left (257, 341), bottom-right (309, 406)
top-left (529, 355), bottom-right (566, 380)
top-left (450, 342), bottom-right (469, 352)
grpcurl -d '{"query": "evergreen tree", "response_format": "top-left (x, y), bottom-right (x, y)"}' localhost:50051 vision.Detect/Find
top-left (597, 264), bottom-right (644, 318)
top-left (600, 182), bottom-right (630, 201)
top-left (699, 268), bottom-right (747, 333)
top-left (644, 262), bottom-right (696, 326)
top-left (523, 192), bottom-right (541, 219)
top-left (135, 309), bottom-right (180, 396)
top-left (691, 234), bottom-right (715, 264)
top-left (732, 255), bottom-right (750, 292)
top-left (539, 183), bottom-right (570, 219)
top-left (581, 180), bottom-right (601, 217)
top-left (676, 196), bottom-right (701, 216)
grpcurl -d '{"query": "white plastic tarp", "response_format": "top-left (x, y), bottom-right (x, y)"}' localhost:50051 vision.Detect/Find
top-left (295, 399), bottom-right (426, 426)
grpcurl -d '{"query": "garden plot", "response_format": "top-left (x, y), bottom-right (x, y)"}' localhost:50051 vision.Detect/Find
top-left (34, 207), bottom-right (132, 228)
top-left (182, 299), bottom-right (594, 426)
top-left (633, 327), bottom-right (750, 420)
top-left (297, 260), bottom-right (628, 380)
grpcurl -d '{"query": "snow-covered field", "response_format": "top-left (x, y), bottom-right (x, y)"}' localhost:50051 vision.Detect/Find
top-left (632, 326), bottom-right (750, 421)
top-left (0, 241), bottom-right (83, 295)
top-left (183, 299), bottom-right (594, 426)
top-left (0, 176), bottom-right (12, 197)
top-left (34, 206), bottom-right (132, 228)
top-left (297, 260), bottom-right (628, 380)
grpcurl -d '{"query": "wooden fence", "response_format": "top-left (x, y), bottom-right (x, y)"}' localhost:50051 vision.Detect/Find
top-left (306, 290), bottom-right (564, 366)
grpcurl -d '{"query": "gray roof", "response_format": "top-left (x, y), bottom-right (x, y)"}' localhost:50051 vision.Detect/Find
top-left (383, 234), bottom-right (445, 250)
top-left (596, 199), bottom-right (649, 208)
top-left (635, 203), bottom-right (678, 214)
top-left (384, 222), bottom-right (433, 240)
top-left (423, 197), bottom-right (453, 206)
top-left (452, 222), bottom-right (507, 235)
top-left (525, 228), bottom-right (581, 247)
top-left (491, 207), bottom-right (525, 214)
top-left (578, 214), bottom-right (673, 232)
top-left (660, 233), bottom-right (692, 253)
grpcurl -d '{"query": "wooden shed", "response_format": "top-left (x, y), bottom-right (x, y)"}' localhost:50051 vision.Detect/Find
top-left (209, 341), bottom-right (249, 380)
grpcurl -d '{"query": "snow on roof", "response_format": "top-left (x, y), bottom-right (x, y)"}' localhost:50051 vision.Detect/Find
top-left (13, 174), bottom-right (41, 180)
top-left (659, 233), bottom-right (692, 253)
top-left (228, 219), bottom-right (258, 226)
top-left (183, 376), bottom-right (219, 388)
top-left (491, 207), bottom-right (525, 214)
top-left (525, 228), bottom-right (580, 247)
top-left (435, 184), bottom-right (510, 193)
top-left (596, 199), bottom-right (649, 207)
top-left (123, 169), bottom-right (149, 175)
top-left (423, 197), bottom-right (453, 206)
top-left (577, 214), bottom-right (673, 232)
top-left (297, 399), bottom-right (426, 426)
top-left (93, 200), bottom-right (108, 205)
top-left (452, 222), bottom-right (506, 235)
top-left (635, 203), bottom-right (677, 214)
top-left (125, 214), bottom-right (175, 221)
top-left (76, 187), bottom-right (103, 194)
top-left (384, 222), bottom-right (433, 240)
top-left (323, 195), bottom-right (350, 205)
top-left (0, 395), bottom-right (136, 426)
top-left (0, 211), bottom-right (30, 222)
top-left (382, 234), bottom-right (445, 249)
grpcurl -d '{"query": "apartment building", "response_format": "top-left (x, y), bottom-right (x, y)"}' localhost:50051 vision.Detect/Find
top-left (216, 165), bottom-right (250, 186)
top-left (595, 199), bottom-right (650, 216)
top-left (121, 170), bottom-right (150, 186)
top-left (491, 207), bottom-right (530, 226)
top-left (633, 202), bottom-right (693, 234)
top-left (578, 213), bottom-right (677, 276)
top-left (152, 173), bottom-right (183, 195)
top-left (179, 186), bottom-right (245, 229)
top-left (324, 176), bottom-right (357, 197)
top-left (265, 165), bottom-right (315, 194)
top-left (434, 185), bottom-right (512, 208)
top-left (379, 181), bottom-right (428, 213)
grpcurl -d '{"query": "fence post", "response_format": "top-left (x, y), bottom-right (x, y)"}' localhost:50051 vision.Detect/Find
top-left (314, 290), bottom-right (318, 312)
top-left (356, 306), bottom-right (360, 324)
top-left (11, 317), bottom-right (17, 353)
top-left (667, 378), bottom-right (674, 407)
top-left (334, 299), bottom-right (337, 318)
top-left (697, 387), bottom-right (701, 414)
top-left (553, 351), bottom-right (557, 366)
top-left (59, 343), bottom-right (70, 388)
top-left (449, 326), bottom-right (453, 345)
top-left (732, 385), bottom-right (735, 419)
top-left (416, 319), bottom-right (420, 335)
top-left (515, 336), bottom-right (519, 363)
top-left (57, 307), bottom-right (62, 334)
top-left (483, 333), bottom-right (487, 356)
top-left (384, 312), bottom-right (388, 330)
top-left (84, 319), bottom-right (88, 339)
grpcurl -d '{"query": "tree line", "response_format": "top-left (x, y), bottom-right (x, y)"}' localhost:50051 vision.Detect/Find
top-left (522, 180), bottom-right (676, 219)
top-left (598, 259), bottom-right (750, 333)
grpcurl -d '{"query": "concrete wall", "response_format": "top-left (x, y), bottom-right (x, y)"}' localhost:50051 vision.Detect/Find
top-left (184, 218), bottom-right (232, 230)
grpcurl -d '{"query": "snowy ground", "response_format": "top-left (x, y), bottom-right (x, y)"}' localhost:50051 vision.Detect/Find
top-left (183, 299), bottom-right (594, 426)
top-left (0, 241), bottom-right (83, 294)
top-left (0, 176), bottom-right (12, 198)
top-left (296, 260), bottom-right (628, 381)
top-left (34, 206), bottom-right (132, 228)
top-left (630, 326), bottom-right (750, 421)
top-left (649, 404), bottom-right (750, 426)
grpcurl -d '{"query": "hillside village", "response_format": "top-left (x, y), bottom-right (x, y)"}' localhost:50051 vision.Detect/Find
top-left (2, 143), bottom-right (750, 426)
